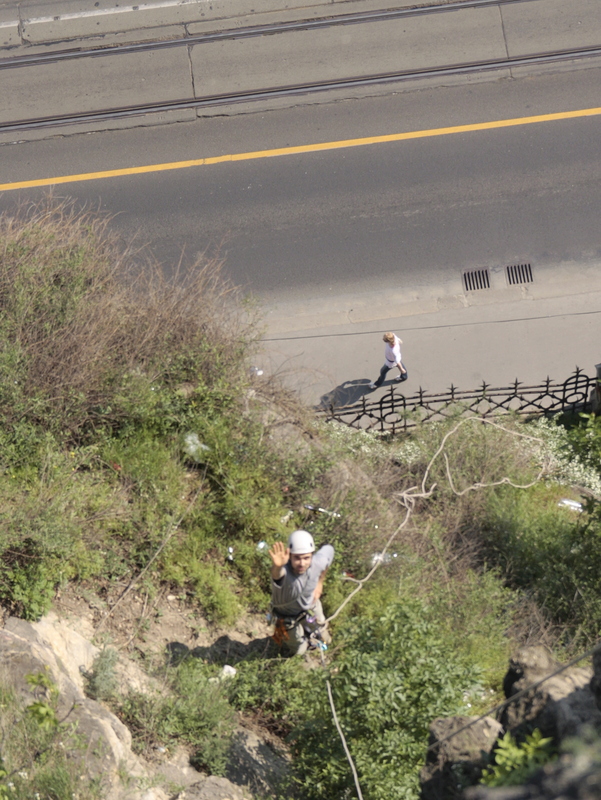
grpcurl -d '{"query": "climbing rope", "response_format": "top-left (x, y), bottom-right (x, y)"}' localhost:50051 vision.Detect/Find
top-left (426, 639), bottom-right (601, 755)
top-left (314, 417), bottom-right (570, 798)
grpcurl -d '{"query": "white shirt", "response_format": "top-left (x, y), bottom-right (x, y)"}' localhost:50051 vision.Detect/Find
top-left (384, 335), bottom-right (402, 367)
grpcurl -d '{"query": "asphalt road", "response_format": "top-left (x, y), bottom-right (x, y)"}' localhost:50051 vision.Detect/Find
top-left (2, 62), bottom-right (601, 400)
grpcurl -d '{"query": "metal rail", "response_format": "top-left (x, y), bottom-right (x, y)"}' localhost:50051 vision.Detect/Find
top-left (0, 0), bottom-right (555, 70)
top-left (320, 368), bottom-right (594, 436)
top-left (2, 44), bottom-right (601, 133)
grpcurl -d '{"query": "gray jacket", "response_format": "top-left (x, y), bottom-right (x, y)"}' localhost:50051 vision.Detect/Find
top-left (271, 544), bottom-right (334, 616)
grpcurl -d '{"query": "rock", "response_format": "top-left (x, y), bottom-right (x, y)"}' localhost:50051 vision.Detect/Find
top-left (29, 611), bottom-right (98, 693)
top-left (226, 726), bottom-right (289, 797)
top-left (464, 735), bottom-right (601, 800)
top-left (0, 619), bottom-right (150, 797)
top-left (501, 646), bottom-right (601, 742)
top-left (420, 715), bottom-right (503, 800)
top-left (155, 746), bottom-right (205, 790)
top-left (175, 775), bottom-right (252, 800)
top-left (0, 613), bottom-right (296, 799)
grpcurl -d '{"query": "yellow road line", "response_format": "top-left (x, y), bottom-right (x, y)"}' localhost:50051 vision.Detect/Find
top-left (2, 106), bottom-right (601, 192)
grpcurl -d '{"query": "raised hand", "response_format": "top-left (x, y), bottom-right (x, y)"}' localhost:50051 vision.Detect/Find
top-left (269, 541), bottom-right (290, 569)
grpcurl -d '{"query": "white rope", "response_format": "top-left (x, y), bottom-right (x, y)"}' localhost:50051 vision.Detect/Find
top-left (320, 415), bottom-right (550, 793)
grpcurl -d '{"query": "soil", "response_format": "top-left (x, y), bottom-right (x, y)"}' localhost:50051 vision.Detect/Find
top-left (53, 580), bottom-right (276, 666)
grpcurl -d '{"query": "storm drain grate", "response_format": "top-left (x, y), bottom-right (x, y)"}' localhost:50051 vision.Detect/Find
top-left (462, 268), bottom-right (490, 292)
top-left (506, 263), bottom-right (533, 285)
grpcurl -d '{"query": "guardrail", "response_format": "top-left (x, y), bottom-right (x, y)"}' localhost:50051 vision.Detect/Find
top-left (318, 367), bottom-right (596, 435)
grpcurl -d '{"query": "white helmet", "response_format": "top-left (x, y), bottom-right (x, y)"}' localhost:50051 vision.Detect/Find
top-left (288, 530), bottom-right (315, 555)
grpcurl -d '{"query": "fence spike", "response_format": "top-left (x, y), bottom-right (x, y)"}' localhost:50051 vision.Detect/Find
top-left (315, 370), bottom-right (593, 432)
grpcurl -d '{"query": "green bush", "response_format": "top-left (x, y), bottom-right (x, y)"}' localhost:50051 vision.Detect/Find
top-left (481, 484), bottom-right (601, 642)
top-left (565, 413), bottom-right (601, 471)
top-left (227, 656), bottom-right (314, 737)
top-left (84, 648), bottom-right (119, 702)
top-left (254, 599), bottom-right (480, 800)
top-left (481, 729), bottom-right (555, 787)
top-left (118, 659), bottom-right (235, 774)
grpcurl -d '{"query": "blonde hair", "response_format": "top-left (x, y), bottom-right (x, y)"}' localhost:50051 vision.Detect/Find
top-left (383, 332), bottom-right (395, 344)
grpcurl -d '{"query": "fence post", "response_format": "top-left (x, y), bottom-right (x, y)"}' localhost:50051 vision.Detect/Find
top-left (593, 363), bottom-right (601, 413)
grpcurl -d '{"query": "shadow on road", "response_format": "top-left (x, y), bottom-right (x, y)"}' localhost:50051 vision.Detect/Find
top-left (318, 377), bottom-right (404, 409)
top-left (318, 378), bottom-right (372, 409)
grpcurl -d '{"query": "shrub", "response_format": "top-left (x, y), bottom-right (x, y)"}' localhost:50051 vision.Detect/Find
top-left (481, 729), bottom-right (555, 787)
top-left (565, 413), bottom-right (601, 471)
top-left (118, 659), bottom-right (235, 774)
top-left (482, 483), bottom-right (601, 643)
top-left (227, 656), bottom-right (314, 737)
top-left (84, 648), bottom-right (119, 702)
top-left (0, 199), bottom-right (258, 447)
top-left (288, 600), bottom-right (480, 800)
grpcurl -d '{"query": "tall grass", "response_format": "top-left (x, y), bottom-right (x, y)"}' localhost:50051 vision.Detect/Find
top-left (0, 198), bottom-right (256, 446)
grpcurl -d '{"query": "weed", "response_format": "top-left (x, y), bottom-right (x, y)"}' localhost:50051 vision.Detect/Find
top-left (84, 648), bottom-right (119, 702)
top-left (118, 659), bottom-right (235, 775)
top-left (481, 729), bottom-right (555, 787)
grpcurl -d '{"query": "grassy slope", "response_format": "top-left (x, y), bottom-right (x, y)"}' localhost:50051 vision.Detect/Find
top-left (1, 202), bottom-right (600, 799)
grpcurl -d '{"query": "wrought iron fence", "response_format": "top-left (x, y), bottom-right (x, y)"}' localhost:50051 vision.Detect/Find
top-left (318, 367), bottom-right (596, 435)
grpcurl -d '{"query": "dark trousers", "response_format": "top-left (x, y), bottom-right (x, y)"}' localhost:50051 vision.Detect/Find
top-left (373, 362), bottom-right (408, 388)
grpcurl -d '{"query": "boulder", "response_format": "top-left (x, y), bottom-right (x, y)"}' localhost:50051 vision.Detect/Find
top-left (226, 726), bottom-right (289, 796)
top-left (420, 715), bottom-right (503, 800)
top-left (500, 646), bottom-right (601, 742)
top-left (0, 613), bottom-right (293, 799)
top-left (174, 776), bottom-right (252, 800)
top-left (0, 618), bottom-right (149, 798)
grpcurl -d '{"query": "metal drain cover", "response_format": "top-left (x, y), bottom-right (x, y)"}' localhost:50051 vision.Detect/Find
top-left (506, 263), bottom-right (533, 285)
top-left (462, 268), bottom-right (490, 292)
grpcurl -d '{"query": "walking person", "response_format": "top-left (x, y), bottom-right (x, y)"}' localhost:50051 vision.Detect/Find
top-left (269, 530), bottom-right (334, 656)
top-left (369, 331), bottom-right (408, 390)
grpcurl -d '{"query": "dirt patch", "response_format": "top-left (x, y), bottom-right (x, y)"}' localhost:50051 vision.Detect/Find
top-left (53, 582), bottom-right (274, 665)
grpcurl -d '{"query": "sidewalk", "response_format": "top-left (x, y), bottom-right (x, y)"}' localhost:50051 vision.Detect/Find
top-left (0, 0), bottom-right (480, 47)
top-left (261, 287), bottom-right (601, 406)
top-left (1, 0), bottom-right (601, 141)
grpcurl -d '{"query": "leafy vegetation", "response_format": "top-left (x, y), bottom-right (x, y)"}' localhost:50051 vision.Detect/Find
top-left (1, 202), bottom-right (600, 798)
top-left (481, 729), bottom-right (555, 787)
top-left (0, 672), bottom-right (101, 800)
top-left (118, 659), bottom-right (236, 774)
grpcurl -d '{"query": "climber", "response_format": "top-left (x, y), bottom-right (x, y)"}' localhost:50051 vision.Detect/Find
top-left (269, 530), bottom-right (334, 656)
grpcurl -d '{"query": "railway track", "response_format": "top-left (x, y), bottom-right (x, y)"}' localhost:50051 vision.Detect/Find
top-left (0, 0), bottom-right (542, 70)
top-left (3, 44), bottom-right (601, 134)
top-left (1, 0), bottom-right (600, 134)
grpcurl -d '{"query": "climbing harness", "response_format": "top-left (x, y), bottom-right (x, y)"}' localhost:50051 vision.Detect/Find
top-left (270, 608), bottom-right (328, 651)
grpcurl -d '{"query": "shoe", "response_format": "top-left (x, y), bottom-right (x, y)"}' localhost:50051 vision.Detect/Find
top-left (369, 383), bottom-right (376, 390)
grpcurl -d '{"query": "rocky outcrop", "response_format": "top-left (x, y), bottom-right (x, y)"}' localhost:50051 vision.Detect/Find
top-left (500, 646), bottom-right (601, 742)
top-left (420, 716), bottom-right (503, 800)
top-left (0, 616), bottom-right (156, 800)
top-left (0, 613), bottom-right (285, 800)
top-left (420, 645), bottom-right (601, 800)
top-left (464, 736), bottom-right (601, 800)
top-left (226, 727), bottom-right (289, 796)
